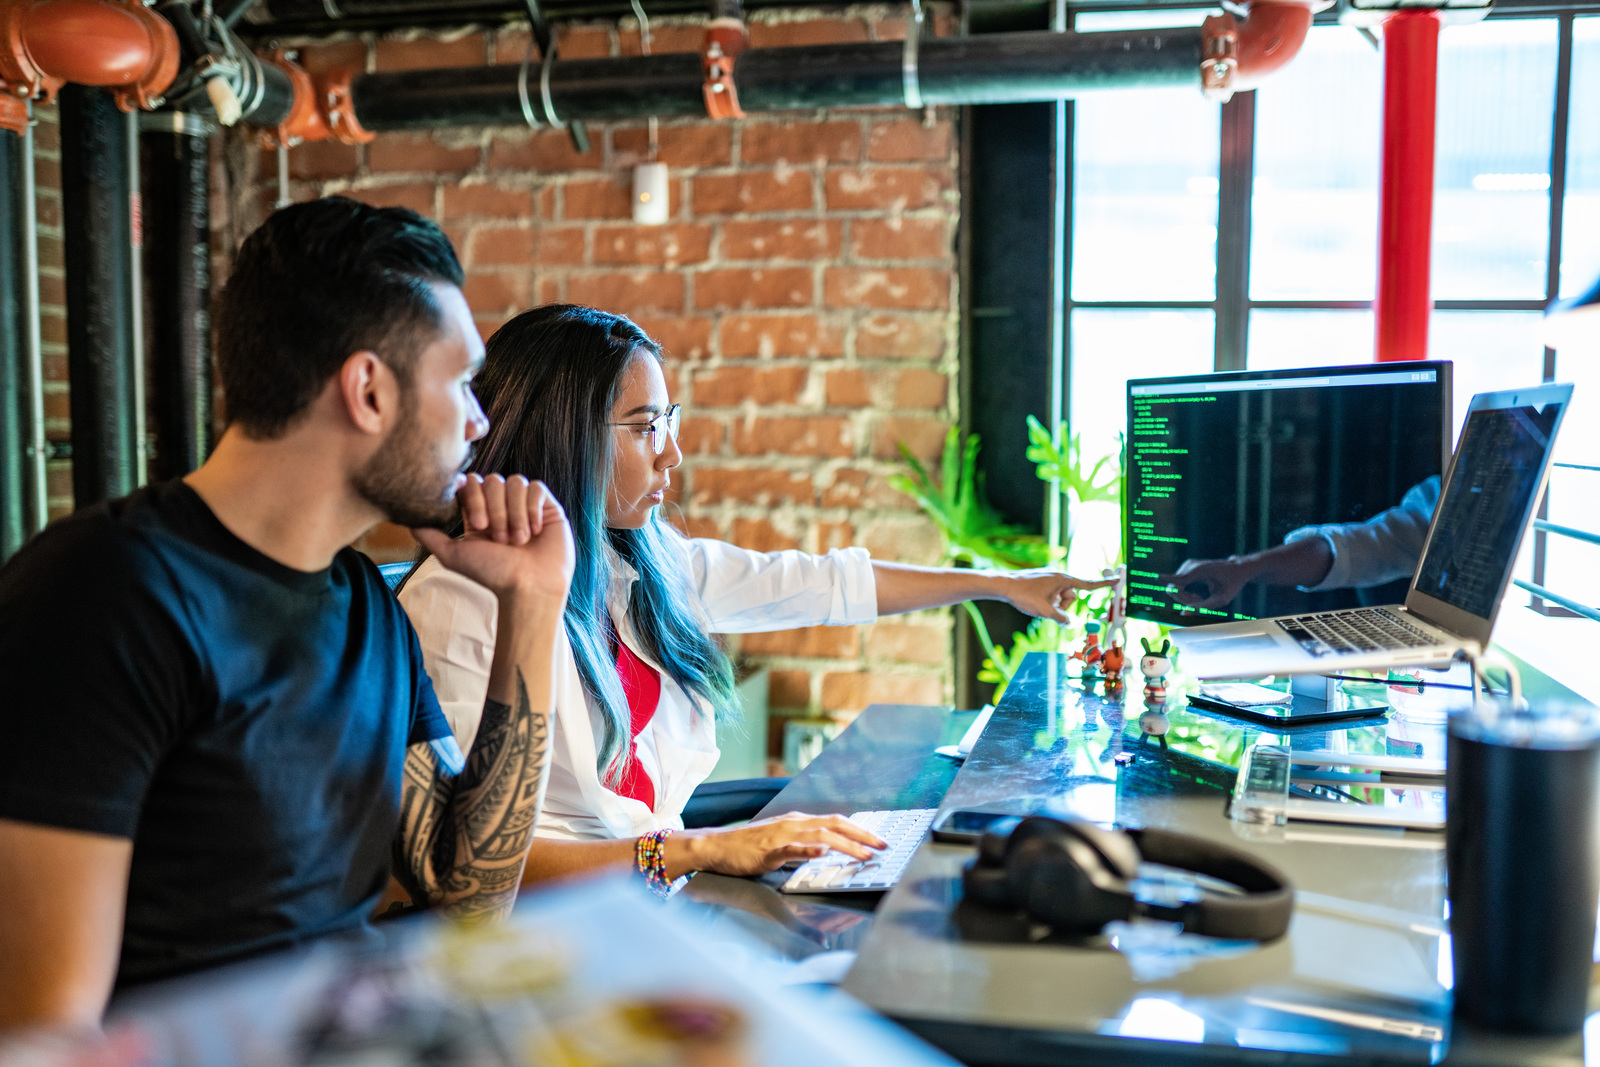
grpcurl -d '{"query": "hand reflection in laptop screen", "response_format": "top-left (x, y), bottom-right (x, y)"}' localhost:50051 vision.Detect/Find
top-left (1413, 403), bottom-right (1564, 620)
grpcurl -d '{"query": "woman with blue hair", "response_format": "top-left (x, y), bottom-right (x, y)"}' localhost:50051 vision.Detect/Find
top-left (400, 304), bottom-right (1111, 891)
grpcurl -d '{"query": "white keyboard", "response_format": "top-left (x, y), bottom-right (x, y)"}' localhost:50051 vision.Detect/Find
top-left (779, 809), bottom-right (938, 894)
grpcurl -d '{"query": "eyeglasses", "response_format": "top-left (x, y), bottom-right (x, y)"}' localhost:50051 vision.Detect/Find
top-left (610, 404), bottom-right (681, 455)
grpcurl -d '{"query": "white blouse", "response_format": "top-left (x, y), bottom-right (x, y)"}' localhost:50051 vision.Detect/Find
top-left (399, 536), bottom-right (877, 841)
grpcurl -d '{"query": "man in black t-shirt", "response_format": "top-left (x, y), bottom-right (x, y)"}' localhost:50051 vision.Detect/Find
top-left (0, 198), bottom-right (574, 1029)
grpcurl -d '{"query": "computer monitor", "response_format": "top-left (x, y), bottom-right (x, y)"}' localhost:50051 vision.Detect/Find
top-left (1125, 362), bottom-right (1453, 628)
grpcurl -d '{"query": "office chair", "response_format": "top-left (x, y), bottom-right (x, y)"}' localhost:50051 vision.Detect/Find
top-left (375, 560), bottom-right (789, 827)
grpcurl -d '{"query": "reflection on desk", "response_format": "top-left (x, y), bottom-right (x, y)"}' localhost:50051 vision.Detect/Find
top-left (839, 653), bottom-right (1589, 1067)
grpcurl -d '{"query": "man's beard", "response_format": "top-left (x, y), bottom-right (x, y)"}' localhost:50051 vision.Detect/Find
top-left (353, 401), bottom-right (466, 530)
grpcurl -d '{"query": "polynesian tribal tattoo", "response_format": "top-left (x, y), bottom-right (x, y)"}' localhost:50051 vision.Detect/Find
top-left (394, 668), bottom-right (550, 922)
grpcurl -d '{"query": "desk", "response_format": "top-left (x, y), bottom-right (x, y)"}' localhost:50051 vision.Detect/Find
top-left (837, 653), bottom-right (1591, 1067)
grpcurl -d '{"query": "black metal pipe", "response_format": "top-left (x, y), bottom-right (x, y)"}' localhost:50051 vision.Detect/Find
top-left (350, 27), bottom-right (1202, 130)
top-left (0, 130), bottom-right (27, 559)
top-left (61, 85), bottom-right (138, 508)
top-left (142, 122), bottom-right (213, 480)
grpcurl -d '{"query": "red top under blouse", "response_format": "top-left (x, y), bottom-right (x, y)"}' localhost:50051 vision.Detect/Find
top-left (613, 640), bottom-right (663, 811)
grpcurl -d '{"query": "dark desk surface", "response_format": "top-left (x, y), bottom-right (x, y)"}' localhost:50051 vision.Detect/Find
top-left (832, 654), bottom-right (1590, 1067)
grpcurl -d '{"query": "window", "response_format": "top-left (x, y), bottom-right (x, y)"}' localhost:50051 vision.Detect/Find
top-left (1058, 13), bottom-right (1597, 694)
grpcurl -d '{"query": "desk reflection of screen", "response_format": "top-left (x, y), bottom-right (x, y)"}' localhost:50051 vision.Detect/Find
top-left (1126, 363), bottom-right (1451, 628)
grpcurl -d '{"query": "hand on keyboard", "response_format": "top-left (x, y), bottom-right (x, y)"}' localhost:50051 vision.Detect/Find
top-left (781, 810), bottom-right (939, 894)
top-left (678, 811), bottom-right (886, 878)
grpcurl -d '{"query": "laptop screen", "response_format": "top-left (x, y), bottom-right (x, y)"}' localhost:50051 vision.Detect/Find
top-left (1413, 400), bottom-right (1566, 620)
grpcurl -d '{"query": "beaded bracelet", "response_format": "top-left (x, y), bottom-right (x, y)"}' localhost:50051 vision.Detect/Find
top-left (636, 828), bottom-right (675, 897)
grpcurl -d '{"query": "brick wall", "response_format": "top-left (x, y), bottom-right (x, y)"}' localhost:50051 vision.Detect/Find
top-left (216, 8), bottom-right (964, 728)
top-left (29, 104), bottom-right (70, 523)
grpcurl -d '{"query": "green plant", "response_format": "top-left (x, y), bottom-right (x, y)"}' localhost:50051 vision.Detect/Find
top-left (891, 420), bottom-right (1124, 703)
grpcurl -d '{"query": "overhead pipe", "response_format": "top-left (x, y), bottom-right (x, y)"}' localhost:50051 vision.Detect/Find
top-left (0, 0), bottom-right (180, 133)
top-left (1374, 9), bottom-right (1440, 362)
top-left (142, 112), bottom-right (213, 479)
top-left (60, 83), bottom-right (139, 507)
top-left (252, 0), bottom-right (1313, 138)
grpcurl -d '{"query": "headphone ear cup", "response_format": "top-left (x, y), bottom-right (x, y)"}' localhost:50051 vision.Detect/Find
top-left (976, 816), bottom-right (1023, 867)
top-left (1022, 836), bottom-right (1135, 934)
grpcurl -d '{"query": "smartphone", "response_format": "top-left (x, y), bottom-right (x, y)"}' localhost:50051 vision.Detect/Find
top-left (931, 810), bottom-right (1018, 844)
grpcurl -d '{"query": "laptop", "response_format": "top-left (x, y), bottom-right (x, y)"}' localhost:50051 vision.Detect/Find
top-left (1172, 383), bottom-right (1572, 680)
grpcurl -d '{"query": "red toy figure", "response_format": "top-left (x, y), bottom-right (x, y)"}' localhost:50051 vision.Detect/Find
top-left (1101, 642), bottom-right (1127, 689)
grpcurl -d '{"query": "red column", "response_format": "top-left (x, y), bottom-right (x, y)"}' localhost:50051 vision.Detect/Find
top-left (1375, 10), bottom-right (1441, 363)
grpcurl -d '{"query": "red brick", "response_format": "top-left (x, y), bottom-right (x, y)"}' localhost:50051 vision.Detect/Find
top-left (296, 39), bottom-right (368, 77)
top-left (555, 25), bottom-right (612, 58)
top-left (868, 118), bottom-right (954, 162)
top-left (613, 125), bottom-right (733, 167)
top-left (568, 270), bottom-right (685, 312)
top-left (825, 167), bottom-right (950, 211)
top-left (815, 520), bottom-right (855, 552)
top-left (619, 24), bottom-right (707, 55)
top-left (35, 195), bottom-right (60, 227)
top-left (749, 18), bottom-right (871, 48)
top-left (720, 314), bottom-right (844, 358)
top-left (633, 315), bottom-right (713, 359)
top-left (868, 622), bottom-right (950, 665)
top-left (896, 369), bottom-right (949, 409)
top-left (768, 669), bottom-right (813, 709)
top-left (532, 228), bottom-right (588, 265)
top-left (857, 313), bottom-right (946, 359)
top-left (689, 467), bottom-right (813, 506)
top-left (825, 368), bottom-right (871, 407)
top-left (860, 517), bottom-right (944, 564)
top-left (34, 158), bottom-right (60, 193)
top-left (368, 132), bottom-right (479, 174)
top-left (851, 217), bottom-right (950, 261)
top-left (533, 276), bottom-right (561, 305)
top-left (695, 267), bottom-right (813, 310)
top-left (870, 16), bottom-right (910, 40)
top-left (721, 219), bottom-right (841, 261)
top-left (692, 365), bottom-right (808, 407)
top-left (680, 515), bottom-right (723, 539)
top-left (740, 122), bottom-right (862, 166)
top-left (825, 267), bottom-right (948, 311)
top-left (441, 183), bottom-right (538, 220)
top-left (465, 226), bottom-right (529, 266)
top-left (592, 224), bottom-right (712, 267)
top-left (489, 129), bottom-right (602, 173)
top-left (730, 518), bottom-right (803, 555)
top-left (873, 415), bottom-right (949, 462)
top-left (744, 624), bottom-right (860, 658)
top-left (732, 416), bottom-right (852, 458)
top-left (462, 271), bottom-right (531, 314)
top-left (821, 671), bottom-right (941, 712)
top-left (30, 116), bottom-right (58, 152)
top-left (692, 172), bottom-right (813, 215)
top-left (39, 310), bottom-right (64, 347)
top-left (42, 388), bottom-right (69, 420)
top-left (562, 178), bottom-right (631, 219)
top-left (374, 33), bottom-right (487, 72)
top-left (677, 414), bottom-right (723, 454)
top-left (284, 140), bottom-right (358, 180)
top-left (37, 273), bottom-right (64, 308)
top-left (341, 183), bottom-right (436, 215)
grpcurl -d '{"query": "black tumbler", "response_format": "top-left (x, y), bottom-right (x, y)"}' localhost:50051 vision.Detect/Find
top-left (1447, 699), bottom-right (1600, 1034)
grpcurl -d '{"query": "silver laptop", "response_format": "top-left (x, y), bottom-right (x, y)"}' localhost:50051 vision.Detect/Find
top-left (1172, 383), bottom-right (1572, 680)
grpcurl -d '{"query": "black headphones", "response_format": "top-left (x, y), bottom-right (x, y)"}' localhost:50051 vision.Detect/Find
top-left (962, 816), bottom-right (1294, 941)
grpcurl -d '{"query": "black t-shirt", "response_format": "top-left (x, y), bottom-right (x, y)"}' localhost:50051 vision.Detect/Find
top-left (0, 480), bottom-right (451, 987)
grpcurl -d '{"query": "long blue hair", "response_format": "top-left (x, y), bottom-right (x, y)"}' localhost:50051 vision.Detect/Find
top-left (436, 304), bottom-right (738, 780)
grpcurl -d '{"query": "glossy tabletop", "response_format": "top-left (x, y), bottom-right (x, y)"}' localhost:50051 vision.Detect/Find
top-left (837, 653), bottom-right (1590, 1066)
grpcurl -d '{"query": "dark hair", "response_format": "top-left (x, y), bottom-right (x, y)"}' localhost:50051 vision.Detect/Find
top-left (457, 304), bottom-right (738, 779)
top-left (215, 196), bottom-right (465, 438)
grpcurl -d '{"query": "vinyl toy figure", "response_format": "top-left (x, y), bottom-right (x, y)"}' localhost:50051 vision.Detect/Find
top-left (1072, 621), bottom-right (1104, 676)
top-left (1139, 638), bottom-right (1172, 706)
top-left (1101, 642), bottom-right (1127, 689)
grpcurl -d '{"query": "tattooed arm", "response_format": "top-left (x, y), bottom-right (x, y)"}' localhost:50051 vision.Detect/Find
top-left (400, 475), bottom-right (573, 922)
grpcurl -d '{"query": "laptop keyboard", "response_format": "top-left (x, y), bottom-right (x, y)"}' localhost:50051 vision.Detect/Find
top-left (780, 809), bottom-right (937, 894)
top-left (1276, 608), bottom-right (1442, 657)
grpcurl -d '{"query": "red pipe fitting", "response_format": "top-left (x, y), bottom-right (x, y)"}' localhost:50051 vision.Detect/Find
top-left (1375, 9), bottom-right (1440, 362)
top-left (0, 0), bottom-right (178, 112)
top-left (258, 49), bottom-right (328, 147)
top-left (1201, 0), bottom-right (1320, 100)
top-left (701, 17), bottom-right (747, 120)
